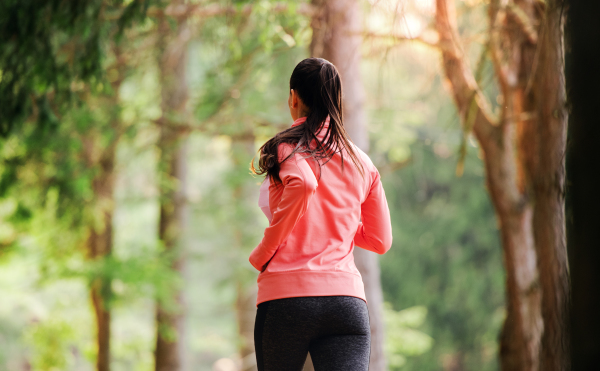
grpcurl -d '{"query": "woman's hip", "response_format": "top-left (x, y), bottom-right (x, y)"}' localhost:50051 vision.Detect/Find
top-left (256, 295), bottom-right (370, 336)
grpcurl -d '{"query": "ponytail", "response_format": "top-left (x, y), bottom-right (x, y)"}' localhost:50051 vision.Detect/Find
top-left (251, 58), bottom-right (365, 185)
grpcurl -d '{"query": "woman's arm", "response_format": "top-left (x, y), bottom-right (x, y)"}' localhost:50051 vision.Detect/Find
top-left (249, 144), bottom-right (318, 272)
top-left (354, 169), bottom-right (393, 254)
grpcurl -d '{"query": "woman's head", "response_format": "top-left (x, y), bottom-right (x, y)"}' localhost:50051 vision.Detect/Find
top-left (251, 57), bottom-right (364, 184)
top-left (287, 58), bottom-right (342, 126)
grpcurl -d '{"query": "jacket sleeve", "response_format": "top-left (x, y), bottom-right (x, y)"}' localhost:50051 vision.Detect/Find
top-left (354, 168), bottom-right (393, 254)
top-left (249, 144), bottom-right (318, 271)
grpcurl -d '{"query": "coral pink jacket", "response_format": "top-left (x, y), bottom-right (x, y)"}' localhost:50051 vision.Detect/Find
top-left (249, 116), bottom-right (393, 306)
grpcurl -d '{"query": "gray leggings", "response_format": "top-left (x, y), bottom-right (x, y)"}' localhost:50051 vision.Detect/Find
top-left (254, 296), bottom-right (371, 371)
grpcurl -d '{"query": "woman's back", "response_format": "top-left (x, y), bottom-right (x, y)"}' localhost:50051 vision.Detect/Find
top-left (250, 116), bottom-right (392, 306)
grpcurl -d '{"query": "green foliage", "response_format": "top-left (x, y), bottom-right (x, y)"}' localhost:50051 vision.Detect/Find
top-left (0, 99), bottom-right (112, 253)
top-left (380, 138), bottom-right (504, 371)
top-left (0, 0), bottom-right (153, 136)
top-left (23, 318), bottom-right (75, 371)
top-left (191, 0), bottom-right (309, 128)
top-left (361, 2), bottom-right (505, 367)
top-left (384, 303), bottom-right (433, 369)
top-left (0, 1), bottom-right (509, 370)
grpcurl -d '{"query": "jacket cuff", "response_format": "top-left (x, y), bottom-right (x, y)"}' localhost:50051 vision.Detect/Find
top-left (249, 243), bottom-right (264, 271)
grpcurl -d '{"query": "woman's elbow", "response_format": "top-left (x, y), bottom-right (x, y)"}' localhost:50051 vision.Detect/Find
top-left (305, 176), bottom-right (318, 194)
top-left (377, 234), bottom-right (393, 254)
top-left (287, 175), bottom-right (317, 195)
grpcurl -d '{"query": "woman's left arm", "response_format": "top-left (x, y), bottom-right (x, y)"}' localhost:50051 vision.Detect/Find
top-left (249, 144), bottom-right (318, 272)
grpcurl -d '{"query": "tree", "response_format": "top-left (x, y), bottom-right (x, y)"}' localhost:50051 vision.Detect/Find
top-left (434, 0), bottom-right (568, 369)
top-left (154, 8), bottom-right (192, 371)
top-left (1, 4), bottom-right (155, 369)
top-left (379, 138), bottom-right (504, 370)
top-left (310, 0), bottom-right (387, 369)
top-left (232, 136), bottom-right (261, 371)
top-left (0, 43), bottom-right (133, 371)
top-left (84, 66), bottom-right (123, 371)
top-left (0, 0), bottom-right (151, 136)
top-left (565, 0), bottom-right (600, 369)
top-left (151, 3), bottom-right (310, 369)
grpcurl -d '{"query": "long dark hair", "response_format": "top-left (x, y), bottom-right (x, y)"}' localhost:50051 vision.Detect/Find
top-left (250, 57), bottom-right (365, 185)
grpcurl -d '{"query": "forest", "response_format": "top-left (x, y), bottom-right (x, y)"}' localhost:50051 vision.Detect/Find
top-left (1, 0), bottom-right (598, 370)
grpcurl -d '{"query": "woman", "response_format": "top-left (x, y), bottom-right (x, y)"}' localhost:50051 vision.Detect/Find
top-left (249, 57), bottom-right (393, 371)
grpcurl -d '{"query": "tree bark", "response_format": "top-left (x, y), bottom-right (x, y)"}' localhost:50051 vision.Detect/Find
top-left (87, 144), bottom-right (116, 371)
top-left (232, 137), bottom-right (260, 371)
top-left (310, 1), bottom-right (386, 370)
top-left (154, 11), bottom-right (191, 371)
top-left (434, 0), bottom-right (568, 369)
top-left (565, 0), bottom-right (600, 369)
top-left (529, 1), bottom-right (569, 369)
top-left (91, 283), bottom-right (111, 371)
top-left (155, 137), bottom-right (189, 371)
top-left (236, 284), bottom-right (258, 371)
top-left (83, 61), bottom-right (123, 371)
top-left (482, 123), bottom-right (542, 371)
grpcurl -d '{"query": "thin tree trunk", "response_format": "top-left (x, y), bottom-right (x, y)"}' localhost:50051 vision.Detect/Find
top-left (310, 1), bottom-right (386, 370)
top-left (154, 10), bottom-right (191, 371)
top-left (84, 68), bottom-right (122, 371)
top-left (565, 0), bottom-right (600, 369)
top-left (91, 284), bottom-right (111, 371)
top-left (87, 146), bottom-right (116, 371)
top-left (155, 138), bottom-right (189, 371)
top-left (232, 137), bottom-right (259, 371)
top-left (353, 249), bottom-right (386, 370)
top-left (236, 284), bottom-right (258, 371)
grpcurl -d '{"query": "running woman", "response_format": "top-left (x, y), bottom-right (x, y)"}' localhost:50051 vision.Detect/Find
top-left (250, 57), bottom-right (393, 371)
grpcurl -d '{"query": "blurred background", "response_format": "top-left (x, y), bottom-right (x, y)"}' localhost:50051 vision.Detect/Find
top-left (0, 0), bottom-right (571, 370)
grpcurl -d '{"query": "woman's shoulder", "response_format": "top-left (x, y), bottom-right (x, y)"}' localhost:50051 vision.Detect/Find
top-left (276, 142), bottom-right (303, 163)
top-left (346, 141), bottom-right (376, 171)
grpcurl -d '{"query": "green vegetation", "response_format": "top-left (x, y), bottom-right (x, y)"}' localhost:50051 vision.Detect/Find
top-left (0, 1), bottom-right (507, 370)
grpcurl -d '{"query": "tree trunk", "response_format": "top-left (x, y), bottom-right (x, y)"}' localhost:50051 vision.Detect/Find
top-left (232, 137), bottom-right (259, 371)
top-left (529, 1), bottom-right (569, 369)
top-left (481, 126), bottom-right (542, 371)
top-left (91, 284), bottom-right (111, 371)
top-left (434, 0), bottom-right (568, 369)
top-left (310, 1), bottom-right (386, 370)
top-left (353, 249), bottom-right (386, 370)
top-left (154, 11), bottom-right (191, 371)
top-left (565, 0), bottom-right (600, 369)
top-left (236, 284), bottom-right (258, 371)
top-left (87, 144), bottom-right (116, 371)
top-left (155, 137), bottom-right (189, 371)
top-left (84, 74), bottom-right (122, 371)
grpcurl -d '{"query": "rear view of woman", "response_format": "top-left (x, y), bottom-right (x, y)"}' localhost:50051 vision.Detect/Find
top-left (250, 57), bottom-right (393, 371)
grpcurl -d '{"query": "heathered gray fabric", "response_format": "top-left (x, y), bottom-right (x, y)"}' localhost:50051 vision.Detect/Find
top-left (254, 296), bottom-right (371, 371)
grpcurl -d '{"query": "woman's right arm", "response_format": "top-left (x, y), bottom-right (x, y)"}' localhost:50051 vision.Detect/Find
top-left (353, 168), bottom-right (393, 254)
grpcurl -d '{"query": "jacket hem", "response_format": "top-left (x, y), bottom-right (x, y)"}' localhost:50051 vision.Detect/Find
top-left (256, 270), bottom-right (367, 307)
